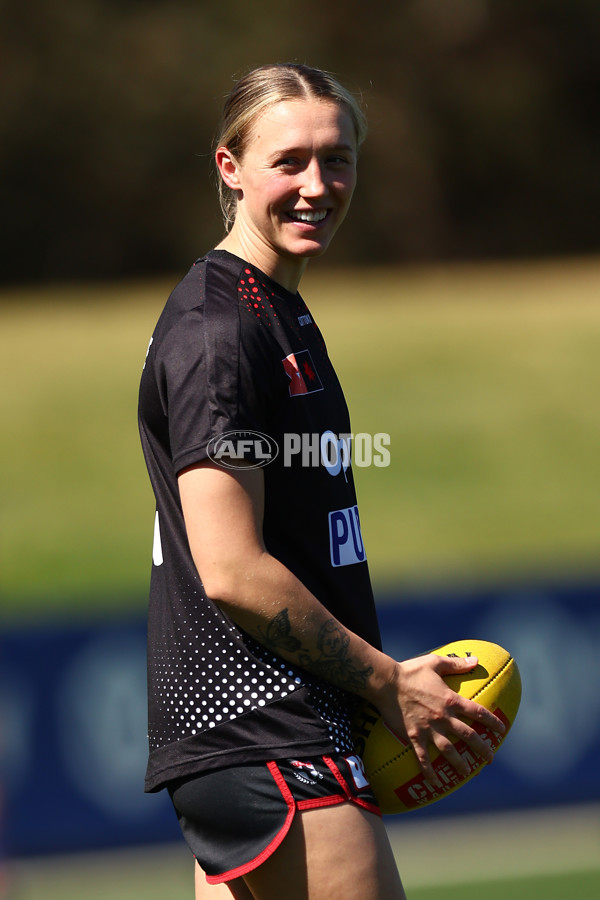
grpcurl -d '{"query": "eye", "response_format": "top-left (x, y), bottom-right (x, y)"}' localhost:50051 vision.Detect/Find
top-left (276, 156), bottom-right (301, 169)
top-left (326, 154), bottom-right (352, 168)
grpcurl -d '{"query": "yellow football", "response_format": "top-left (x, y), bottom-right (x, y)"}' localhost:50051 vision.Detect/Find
top-left (352, 639), bottom-right (522, 814)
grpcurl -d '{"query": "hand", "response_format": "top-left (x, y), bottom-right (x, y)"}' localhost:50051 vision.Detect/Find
top-left (376, 653), bottom-right (506, 787)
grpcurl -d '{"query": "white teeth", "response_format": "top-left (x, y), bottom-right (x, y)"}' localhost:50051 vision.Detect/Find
top-left (289, 209), bottom-right (327, 223)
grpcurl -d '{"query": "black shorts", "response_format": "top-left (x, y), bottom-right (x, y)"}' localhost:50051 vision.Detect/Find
top-left (168, 753), bottom-right (381, 885)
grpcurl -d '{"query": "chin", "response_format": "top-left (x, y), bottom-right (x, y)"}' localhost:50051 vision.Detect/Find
top-left (290, 235), bottom-right (337, 259)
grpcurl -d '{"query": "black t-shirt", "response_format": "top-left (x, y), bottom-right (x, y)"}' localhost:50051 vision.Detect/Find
top-left (138, 250), bottom-right (382, 792)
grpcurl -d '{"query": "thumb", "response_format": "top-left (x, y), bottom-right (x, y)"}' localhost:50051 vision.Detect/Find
top-left (435, 653), bottom-right (479, 674)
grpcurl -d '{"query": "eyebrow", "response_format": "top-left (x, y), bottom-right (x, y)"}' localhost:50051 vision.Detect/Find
top-left (268, 143), bottom-right (356, 160)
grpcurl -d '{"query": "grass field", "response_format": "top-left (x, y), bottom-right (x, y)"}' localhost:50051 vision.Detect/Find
top-left (9, 804), bottom-right (600, 898)
top-left (1, 256), bottom-right (599, 619)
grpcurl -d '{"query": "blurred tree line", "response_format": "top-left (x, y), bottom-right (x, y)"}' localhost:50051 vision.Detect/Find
top-left (2, 0), bottom-right (599, 283)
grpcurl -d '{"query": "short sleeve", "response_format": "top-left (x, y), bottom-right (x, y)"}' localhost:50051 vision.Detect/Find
top-left (154, 297), bottom-right (278, 475)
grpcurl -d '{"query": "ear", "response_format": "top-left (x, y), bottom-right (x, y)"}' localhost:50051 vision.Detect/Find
top-left (215, 146), bottom-right (242, 190)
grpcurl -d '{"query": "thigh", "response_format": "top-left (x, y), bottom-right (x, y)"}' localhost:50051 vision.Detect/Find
top-left (243, 802), bottom-right (407, 900)
top-left (195, 864), bottom-right (254, 900)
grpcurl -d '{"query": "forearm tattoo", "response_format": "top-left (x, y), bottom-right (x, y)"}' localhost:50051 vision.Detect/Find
top-left (254, 609), bottom-right (373, 693)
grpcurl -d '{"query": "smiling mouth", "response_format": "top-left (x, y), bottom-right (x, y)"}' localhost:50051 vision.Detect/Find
top-left (287, 209), bottom-right (328, 224)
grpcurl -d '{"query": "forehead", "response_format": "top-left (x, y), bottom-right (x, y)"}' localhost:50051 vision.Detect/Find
top-left (246, 98), bottom-right (356, 154)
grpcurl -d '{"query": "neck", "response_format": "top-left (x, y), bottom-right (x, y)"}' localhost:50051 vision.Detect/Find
top-left (215, 228), bottom-right (307, 294)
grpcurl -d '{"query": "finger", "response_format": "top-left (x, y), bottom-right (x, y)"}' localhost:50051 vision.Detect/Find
top-left (454, 697), bottom-right (506, 735)
top-left (409, 732), bottom-right (443, 788)
top-left (430, 732), bottom-right (471, 776)
top-left (443, 718), bottom-right (496, 765)
top-left (466, 729), bottom-right (495, 765)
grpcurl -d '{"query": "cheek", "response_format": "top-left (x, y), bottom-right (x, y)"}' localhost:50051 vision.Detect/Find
top-left (346, 170), bottom-right (358, 195)
top-left (247, 176), bottom-right (291, 213)
top-left (335, 173), bottom-right (357, 203)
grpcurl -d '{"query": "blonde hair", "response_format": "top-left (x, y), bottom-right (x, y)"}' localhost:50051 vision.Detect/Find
top-left (214, 63), bottom-right (367, 232)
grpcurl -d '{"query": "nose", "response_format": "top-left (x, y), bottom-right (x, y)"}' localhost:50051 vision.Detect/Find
top-left (299, 158), bottom-right (328, 198)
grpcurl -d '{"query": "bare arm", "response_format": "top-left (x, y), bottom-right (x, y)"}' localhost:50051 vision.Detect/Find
top-left (178, 460), bottom-right (504, 785)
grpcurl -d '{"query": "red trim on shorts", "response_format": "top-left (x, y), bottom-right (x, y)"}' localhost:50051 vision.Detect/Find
top-left (204, 755), bottom-right (380, 884)
top-left (204, 761), bottom-right (295, 885)
top-left (294, 755), bottom-right (348, 811)
top-left (284, 756), bottom-right (381, 816)
top-left (324, 755), bottom-right (382, 817)
top-left (296, 794), bottom-right (347, 810)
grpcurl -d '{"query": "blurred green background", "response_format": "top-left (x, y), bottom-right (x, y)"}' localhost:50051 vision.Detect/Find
top-left (2, 258), bottom-right (599, 621)
top-left (2, 0), bottom-right (599, 621)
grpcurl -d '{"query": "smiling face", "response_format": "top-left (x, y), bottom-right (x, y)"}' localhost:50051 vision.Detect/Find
top-left (215, 98), bottom-right (358, 291)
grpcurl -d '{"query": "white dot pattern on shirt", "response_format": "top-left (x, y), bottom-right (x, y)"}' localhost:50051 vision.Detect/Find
top-left (148, 588), bottom-right (355, 755)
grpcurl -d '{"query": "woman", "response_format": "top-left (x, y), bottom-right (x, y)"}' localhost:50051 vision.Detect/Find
top-left (138, 63), bottom-right (503, 900)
